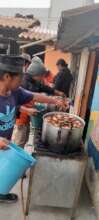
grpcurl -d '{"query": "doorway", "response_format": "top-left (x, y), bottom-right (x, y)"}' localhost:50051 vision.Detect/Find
top-left (26, 44), bottom-right (45, 61)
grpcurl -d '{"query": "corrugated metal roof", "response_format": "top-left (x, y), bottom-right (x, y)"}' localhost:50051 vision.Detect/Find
top-left (0, 16), bottom-right (40, 30)
top-left (62, 3), bottom-right (99, 18)
top-left (19, 27), bottom-right (57, 41)
top-left (57, 3), bottom-right (99, 52)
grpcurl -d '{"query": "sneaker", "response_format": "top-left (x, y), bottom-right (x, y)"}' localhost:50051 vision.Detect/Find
top-left (0, 193), bottom-right (18, 203)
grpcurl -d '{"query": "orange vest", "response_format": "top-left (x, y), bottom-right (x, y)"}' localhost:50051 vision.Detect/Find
top-left (16, 100), bottom-right (34, 125)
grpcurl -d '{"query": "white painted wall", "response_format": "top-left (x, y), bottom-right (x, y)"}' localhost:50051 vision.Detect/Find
top-left (48, 0), bottom-right (94, 29)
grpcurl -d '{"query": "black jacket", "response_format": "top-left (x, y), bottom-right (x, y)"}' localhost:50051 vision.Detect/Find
top-left (54, 67), bottom-right (73, 96)
top-left (22, 73), bottom-right (55, 95)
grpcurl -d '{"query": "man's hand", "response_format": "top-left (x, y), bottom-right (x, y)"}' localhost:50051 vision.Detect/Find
top-left (0, 138), bottom-right (10, 150)
top-left (55, 97), bottom-right (70, 110)
top-left (54, 90), bottom-right (65, 97)
top-left (25, 108), bottom-right (40, 116)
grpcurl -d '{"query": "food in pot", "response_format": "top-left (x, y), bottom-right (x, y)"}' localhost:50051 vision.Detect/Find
top-left (45, 113), bottom-right (83, 129)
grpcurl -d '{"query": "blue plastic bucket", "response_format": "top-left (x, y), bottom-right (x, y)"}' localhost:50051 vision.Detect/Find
top-left (0, 143), bottom-right (37, 194)
top-left (31, 103), bottom-right (47, 129)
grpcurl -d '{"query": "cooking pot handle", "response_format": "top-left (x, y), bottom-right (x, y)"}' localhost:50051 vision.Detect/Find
top-left (57, 129), bottom-right (62, 143)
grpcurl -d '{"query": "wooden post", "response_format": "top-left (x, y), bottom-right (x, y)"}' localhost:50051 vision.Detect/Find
top-left (69, 53), bottom-right (79, 104)
top-left (80, 51), bottom-right (96, 119)
top-left (74, 48), bottom-right (90, 115)
top-left (69, 53), bottom-right (77, 73)
top-left (68, 52), bottom-right (73, 69)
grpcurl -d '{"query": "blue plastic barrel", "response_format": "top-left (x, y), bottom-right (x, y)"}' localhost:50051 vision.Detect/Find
top-left (0, 143), bottom-right (37, 194)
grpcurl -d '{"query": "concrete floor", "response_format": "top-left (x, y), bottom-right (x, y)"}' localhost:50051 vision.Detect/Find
top-left (0, 179), bottom-right (97, 220)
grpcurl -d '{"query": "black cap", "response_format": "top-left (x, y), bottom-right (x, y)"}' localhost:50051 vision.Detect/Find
top-left (56, 59), bottom-right (67, 67)
top-left (0, 54), bottom-right (25, 74)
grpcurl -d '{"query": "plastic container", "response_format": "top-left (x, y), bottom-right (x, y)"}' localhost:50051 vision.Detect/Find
top-left (0, 143), bottom-right (37, 194)
top-left (31, 103), bottom-right (47, 129)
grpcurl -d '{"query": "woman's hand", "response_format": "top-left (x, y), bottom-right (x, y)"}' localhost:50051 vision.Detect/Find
top-left (32, 93), bottom-right (69, 110)
top-left (0, 138), bottom-right (10, 150)
top-left (20, 106), bottom-right (39, 116)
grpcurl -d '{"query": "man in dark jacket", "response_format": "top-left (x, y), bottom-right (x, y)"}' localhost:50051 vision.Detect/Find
top-left (54, 59), bottom-right (73, 97)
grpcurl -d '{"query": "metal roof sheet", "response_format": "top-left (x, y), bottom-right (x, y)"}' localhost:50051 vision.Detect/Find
top-left (57, 3), bottom-right (99, 51)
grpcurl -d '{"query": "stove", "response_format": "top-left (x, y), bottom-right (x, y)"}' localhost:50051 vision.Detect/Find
top-left (27, 130), bottom-right (87, 216)
top-left (32, 129), bottom-right (84, 159)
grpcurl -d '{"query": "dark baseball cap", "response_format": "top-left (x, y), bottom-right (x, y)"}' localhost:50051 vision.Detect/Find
top-left (56, 59), bottom-right (67, 67)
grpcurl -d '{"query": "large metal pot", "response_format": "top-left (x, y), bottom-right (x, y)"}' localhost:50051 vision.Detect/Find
top-left (42, 112), bottom-right (85, 154)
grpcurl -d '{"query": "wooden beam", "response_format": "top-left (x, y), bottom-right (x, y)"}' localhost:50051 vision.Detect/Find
top-left (80, 51), bottom-right (96, 119)
top-left (32, 47), bottom-right (55, 57)
top-left (20, 37), bottom-right (56, 49)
